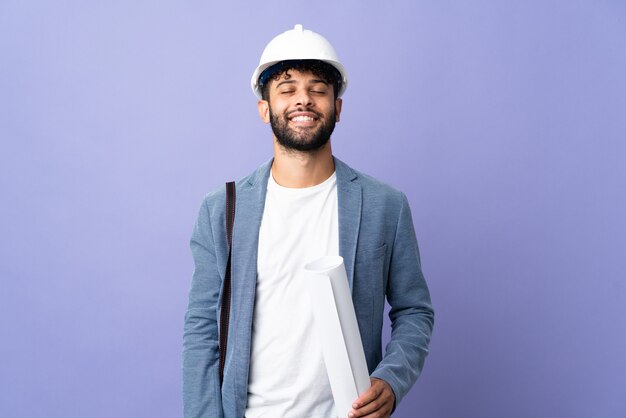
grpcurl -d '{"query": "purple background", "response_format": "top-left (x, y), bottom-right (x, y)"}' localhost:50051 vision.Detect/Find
top-left (1, 1), bottom-right (625, 417)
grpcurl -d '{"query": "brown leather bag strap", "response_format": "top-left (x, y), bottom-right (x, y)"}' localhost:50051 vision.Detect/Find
top-left (219, 181), bottom-right (236, 386)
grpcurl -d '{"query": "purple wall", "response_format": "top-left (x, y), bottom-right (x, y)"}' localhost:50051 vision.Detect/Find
top-left (1, 1), bottom-right (625, 417)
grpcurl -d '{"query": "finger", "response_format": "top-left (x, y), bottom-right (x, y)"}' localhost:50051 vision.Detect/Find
top-left (349, 397), bottom-right (393, 418)
top-left (349, 397), bottom-right (386, 417)
top-left (359, 409), bottom-right (392, 418)
top-left (352, 382), bottom-right (383, 409)
top-left (350, 384), bottom-right (392, 418)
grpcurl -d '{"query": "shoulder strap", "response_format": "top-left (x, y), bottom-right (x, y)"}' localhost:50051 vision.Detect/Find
top-left (219, 181), bottom-right (236, 386)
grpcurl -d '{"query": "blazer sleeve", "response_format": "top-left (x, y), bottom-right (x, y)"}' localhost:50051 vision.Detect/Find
top-left (183, 197), bottom-right (224, 418)
top-left (370, 193), bottom-right (435, 405)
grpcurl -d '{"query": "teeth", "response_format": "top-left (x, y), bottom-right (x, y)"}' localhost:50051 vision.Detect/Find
top-left (291, 115), bottom-right (314, 122)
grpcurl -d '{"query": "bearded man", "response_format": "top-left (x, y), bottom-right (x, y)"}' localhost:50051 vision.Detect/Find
top-left (183, 25), bottom-right (434, 418)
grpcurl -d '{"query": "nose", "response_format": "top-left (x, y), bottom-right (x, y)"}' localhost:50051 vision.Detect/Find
top-left (295, 89), bottom-right (313, 107)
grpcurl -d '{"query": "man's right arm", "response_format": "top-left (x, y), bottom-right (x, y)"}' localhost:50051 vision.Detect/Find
top-left (183, 198), bottom-right (224, 418)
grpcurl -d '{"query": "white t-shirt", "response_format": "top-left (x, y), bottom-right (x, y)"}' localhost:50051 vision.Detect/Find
top-left (245, 172), bottom-right (339, 418)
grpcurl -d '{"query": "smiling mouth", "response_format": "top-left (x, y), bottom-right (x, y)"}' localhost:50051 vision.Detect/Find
top-left (287, 110), bottom-right (320, 124)
top-left (290, 115), bottom-right (315, 122)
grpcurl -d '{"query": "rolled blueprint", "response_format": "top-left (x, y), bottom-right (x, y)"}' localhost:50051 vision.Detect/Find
top-left (304, 256), bottom-right (370, 417)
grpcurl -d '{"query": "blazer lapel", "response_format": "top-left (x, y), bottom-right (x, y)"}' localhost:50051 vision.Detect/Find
top-left (335, 157), bottom-right (362, 292)
top-left (231, 159), bottom-right (271, 417)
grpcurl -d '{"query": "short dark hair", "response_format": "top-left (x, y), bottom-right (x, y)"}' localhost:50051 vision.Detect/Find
top-left (259, 59), bottom-right (342, 101)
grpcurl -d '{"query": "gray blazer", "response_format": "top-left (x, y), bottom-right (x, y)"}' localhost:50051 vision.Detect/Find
top-left (183, 157), bottom-right (434, 418)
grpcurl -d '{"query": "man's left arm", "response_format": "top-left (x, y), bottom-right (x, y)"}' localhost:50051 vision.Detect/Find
top-left (351, 193), bottom-right (435, 417)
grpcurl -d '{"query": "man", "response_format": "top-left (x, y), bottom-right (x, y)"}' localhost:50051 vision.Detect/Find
top-left (183, 24), bottom-right (434, 418)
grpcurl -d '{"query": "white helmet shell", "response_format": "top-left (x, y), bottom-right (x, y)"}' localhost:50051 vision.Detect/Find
top-left (251, 24), bottom-right (348, 99)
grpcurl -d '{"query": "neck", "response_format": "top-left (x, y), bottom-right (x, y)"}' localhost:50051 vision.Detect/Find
top-left (271, 139), bottom-right (335, 188)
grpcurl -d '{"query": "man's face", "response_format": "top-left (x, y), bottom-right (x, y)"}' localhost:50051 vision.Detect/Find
top-left (258, 69), bottom-right (342, 152)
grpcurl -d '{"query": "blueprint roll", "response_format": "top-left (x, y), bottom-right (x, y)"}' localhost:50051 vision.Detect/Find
top-left (304, 256), bottom-right (371, 417)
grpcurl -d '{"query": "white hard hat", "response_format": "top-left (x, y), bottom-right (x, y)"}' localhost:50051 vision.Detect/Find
top-left (251, 24), bottom-right (348, 99)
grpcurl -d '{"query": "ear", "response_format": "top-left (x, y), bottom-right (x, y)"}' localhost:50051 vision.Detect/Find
top-left (334, 98), bottom-right (343, 122)
top-left (257, 100), bottom-right (270, 124)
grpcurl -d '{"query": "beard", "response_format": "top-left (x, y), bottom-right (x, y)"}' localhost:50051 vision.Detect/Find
top-left (269, 106), bottom-right (337, 152)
